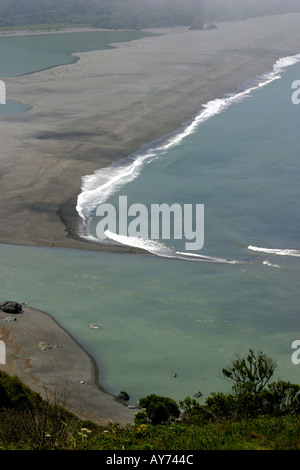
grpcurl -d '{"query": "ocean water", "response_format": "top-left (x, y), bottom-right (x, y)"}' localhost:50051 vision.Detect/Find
top-left (1, 33), bottom-right (300, 405)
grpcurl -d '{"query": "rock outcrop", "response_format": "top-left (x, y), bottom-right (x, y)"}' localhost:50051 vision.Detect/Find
top-left (0, 300), bottom-right (23, 314)
top-left (118, 390), bottom-right (130, 401)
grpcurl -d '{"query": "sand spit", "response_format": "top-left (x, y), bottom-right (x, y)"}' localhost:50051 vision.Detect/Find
top-left (1, 14), bottom-right (300, 252)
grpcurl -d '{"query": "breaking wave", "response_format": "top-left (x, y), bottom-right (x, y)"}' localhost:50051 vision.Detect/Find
top-left (248, 246), bottom-right (300, 257)
top-left (76, 52), bottom-right (300, 261)
top-left (262, 260), bottom-right (281, 269)
top-left (105, 230), bottom-right (242, 264)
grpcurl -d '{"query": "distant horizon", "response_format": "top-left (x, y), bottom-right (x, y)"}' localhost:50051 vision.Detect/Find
top-left (1, 0), bottom-right (300, 30)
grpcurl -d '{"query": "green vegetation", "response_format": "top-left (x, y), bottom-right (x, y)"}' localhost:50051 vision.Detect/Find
top-left (1, 350), bottom-right (300, 450)
top-left (0, 0), bottom-right (300, 30)
top-left (0, 370), bottom-right (43, 411)
top-left (135, 394), bottom-right (180, 425)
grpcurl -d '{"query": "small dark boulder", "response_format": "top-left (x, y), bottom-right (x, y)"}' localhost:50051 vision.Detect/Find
top-left (0, 301), bottom-right (23, 314)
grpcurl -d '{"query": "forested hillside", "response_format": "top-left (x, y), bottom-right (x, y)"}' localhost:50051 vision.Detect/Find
top-left (0, 0), bottom-right (300, 29)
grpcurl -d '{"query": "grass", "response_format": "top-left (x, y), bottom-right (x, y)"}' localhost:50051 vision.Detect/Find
top-left (1, 352), bottom-right (300, 451)
top-left (1, 408), bottom-right (300, 450)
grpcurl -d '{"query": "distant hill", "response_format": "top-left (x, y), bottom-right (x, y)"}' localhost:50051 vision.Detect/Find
top-left (0, 0), bottom-right (300, 29)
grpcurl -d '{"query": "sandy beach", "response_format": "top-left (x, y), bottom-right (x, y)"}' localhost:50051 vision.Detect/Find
top-left (1, 13), bottom-right (300, 426)
top-left (0, 305), bottom-right (135, 426)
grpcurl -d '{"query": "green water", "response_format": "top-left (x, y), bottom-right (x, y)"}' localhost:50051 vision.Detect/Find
top-left (0, 30), bottom-right (153, 77)
top-left (1, 243), bottom-right (298, 404)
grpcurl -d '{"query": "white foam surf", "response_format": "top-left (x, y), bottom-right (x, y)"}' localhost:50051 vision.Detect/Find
top-left (262, 260), bottom-right (281, 269)
top-left (175, 251), bottom-right (242, 264)
top-left (104, 230), bottom-right (241, 263)
top-left (248, 246), bottom-right (300, 257)
top-left (76, 52), bottom-right (300, 253)
top-left (104, 229), bottom-right (175, 257)
top-left (76, 150), bottom-right (157, 231)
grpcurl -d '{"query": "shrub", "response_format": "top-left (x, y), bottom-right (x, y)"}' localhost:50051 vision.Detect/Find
top-left (260, 381), bottom-right (300, 416)
top-left (221, 349), bottom-right (276, 395)
top-left (205, 392), bottom-right (239, 420)
top-left (205, 350), bottom-right (300, 420)
top-left (136, 394), bottom-right (180, 425)
top-left (178, 396), bottom-right (212, 424)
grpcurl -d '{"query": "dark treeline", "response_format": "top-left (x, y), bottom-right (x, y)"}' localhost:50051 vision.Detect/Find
top-left (0, 0), bottom-right (300, 29)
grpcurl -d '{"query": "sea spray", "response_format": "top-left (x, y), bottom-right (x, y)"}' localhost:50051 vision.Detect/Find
top-left (248, 246), bottom-right (300, 257)
top-left (76, 52), bottom-right (300, 259)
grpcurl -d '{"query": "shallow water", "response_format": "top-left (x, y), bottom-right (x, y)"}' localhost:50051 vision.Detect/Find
top-left (0, 30), bottom-right (153, 116)
top-left (0, 30), bottom-right (154, 77)
top-left (0, 99), bottom-right (31, 116)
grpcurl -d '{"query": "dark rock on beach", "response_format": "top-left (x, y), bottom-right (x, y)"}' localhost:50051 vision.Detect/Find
top-left (0, 300), bottom-right (23, 314)
top-left (118, 390), bottom-right (130, 401)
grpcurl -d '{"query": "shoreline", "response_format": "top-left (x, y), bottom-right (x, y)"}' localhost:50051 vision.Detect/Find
top-left (2, 13), bottom-right (300, 424)
top-left (0, 304), bottom-right (135, 426)
top-left (1, 14), bottom-right (300, 253)
top-left (0, 26), bottom-right (135, 37)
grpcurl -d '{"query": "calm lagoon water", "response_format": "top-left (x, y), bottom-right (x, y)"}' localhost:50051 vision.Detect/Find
top-left (0, 32), bottom-right (300, 404)
top-left (0, 30), bottom-right (153, 77)
top-left (0, 30), bottom-right (153, 116)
